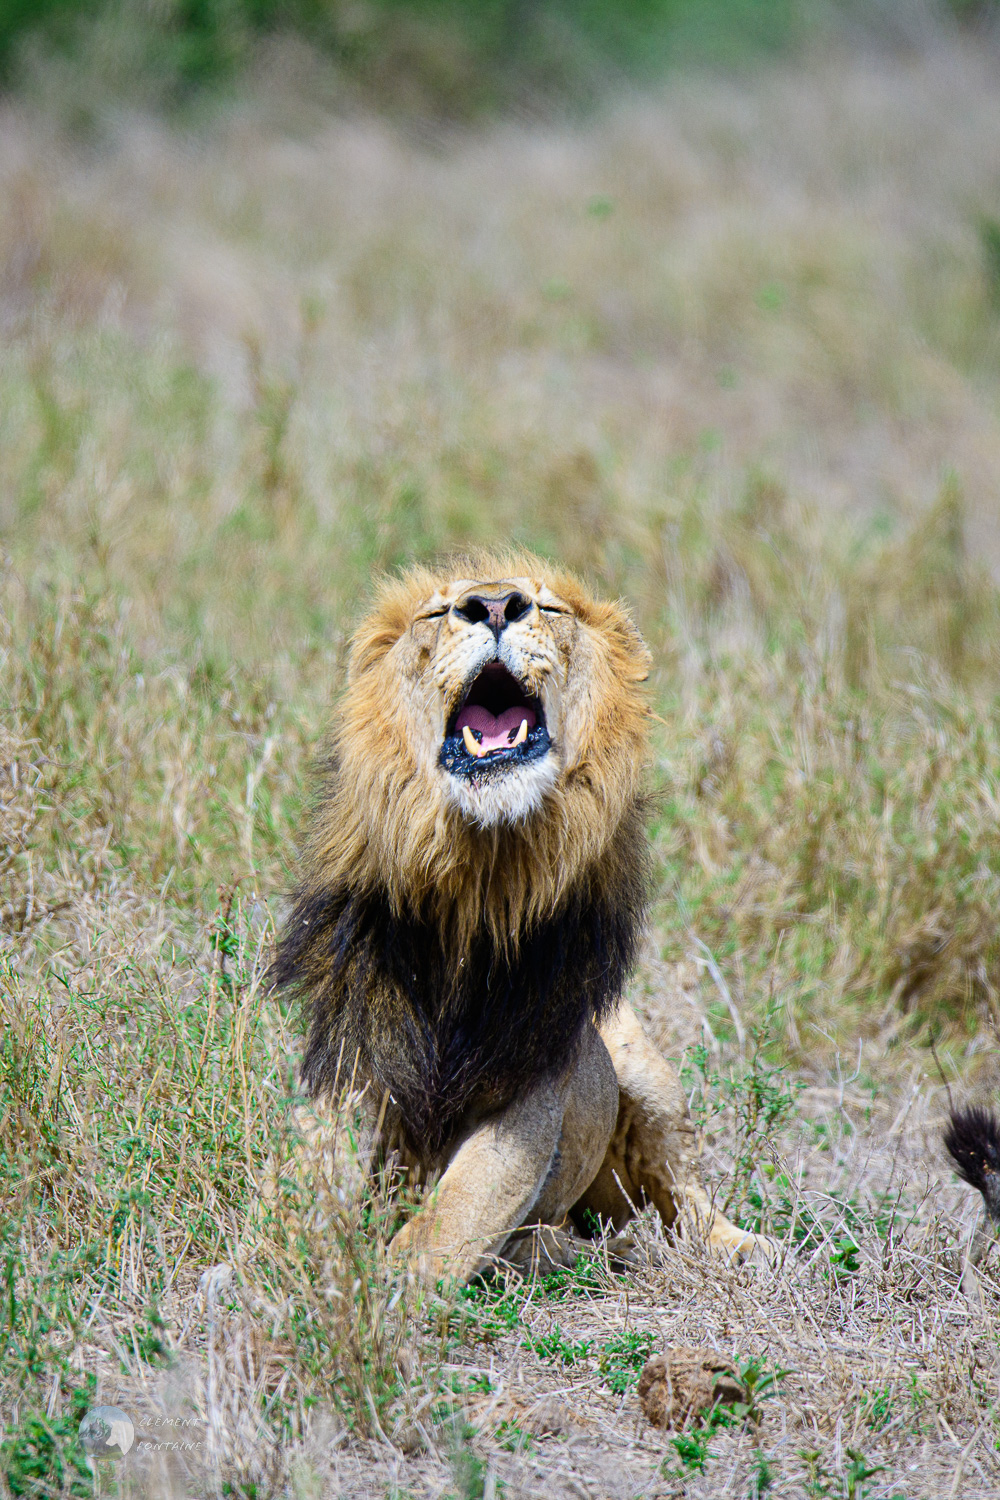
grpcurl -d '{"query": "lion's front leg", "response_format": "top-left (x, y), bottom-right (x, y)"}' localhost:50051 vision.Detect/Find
top-left (389, 1079), bottom-right (564, 1284)
top-left (580, 1004), bottom-right (770, 1260)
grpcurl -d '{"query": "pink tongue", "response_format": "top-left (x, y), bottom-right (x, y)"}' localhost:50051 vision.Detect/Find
top-left (456, 703), bottom-right (536, 752)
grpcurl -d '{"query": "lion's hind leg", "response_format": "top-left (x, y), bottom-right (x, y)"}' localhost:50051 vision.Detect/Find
top-left (581, 1005), bottom-right (772, 1261)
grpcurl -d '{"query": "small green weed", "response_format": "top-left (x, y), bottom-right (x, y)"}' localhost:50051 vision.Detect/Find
top-left (208, 904), bottom-right (243, 996)
top-left (446, 1420), bottom-right (484, 1500)
top-left (452, 1281), bottom-right (525, 1344)
top-left (524, 1324), bottom-right (593, 1367)
top-left (701, 1356), bottom-right (789, 1434)
top-left (735, 1357), bottom-right (789, 1423)
top-left (749, 1450), bottom-right (775, 1497)
top-left (495, 1419), bottom-right (534, 1453)
top-left (800, 1448), bottom-right (833, 1497)
top-left (535, 1254), bottom-right (605, 1301)
top-left (863, 1383), bottom-right (893, 1431)
top-left (829, 1236), bottom-right (861, 1277)
top-left (666, 1426), bottom-right (711, 1476)
top-left (599, 1329), bottom-right (658, 1395)
top-left (844, 1449), bottom-right (884, 1500)
top-left (740, 1171), bottom-right (909, 1262)
top-left (682, 1009), bottom-right (803, 1221)
top-left (908, 1374), bottom-right (930, 1437)
top-left (799, 1446), bottom-right (885, 1500)
top-left (451, 1257), bottom-right (605, 1359)
top-left (443, 1417), bottom-right (504, 1500)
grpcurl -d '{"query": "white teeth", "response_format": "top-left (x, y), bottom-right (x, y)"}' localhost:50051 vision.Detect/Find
top-left (462, 724), bottom-right (486, 758)
top-left (462, 718), bottom-right (529, 759)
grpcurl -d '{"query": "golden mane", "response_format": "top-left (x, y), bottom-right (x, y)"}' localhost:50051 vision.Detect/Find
top-left (302, 550), bottom-right (651, 952)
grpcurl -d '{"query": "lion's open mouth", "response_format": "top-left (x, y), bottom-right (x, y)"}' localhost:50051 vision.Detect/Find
top-left (439, 663), bottom-right (550, 778)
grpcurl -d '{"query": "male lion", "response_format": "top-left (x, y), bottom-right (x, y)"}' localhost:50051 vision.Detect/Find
top-left (271, 552), bottom-right (765, 1282)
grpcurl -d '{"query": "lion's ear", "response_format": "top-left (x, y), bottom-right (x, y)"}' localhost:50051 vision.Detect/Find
top-left (347, 572), bottom-right (430, 683)
top-left (347, 619), bottom-right (401, 683)
top-left (601, 603), bottom-right (652, 683)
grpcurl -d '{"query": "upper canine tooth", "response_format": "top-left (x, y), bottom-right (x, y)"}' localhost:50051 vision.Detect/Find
top-left (512, 719), bottom-right (528, 747)
top-left (462, 724), bottom-right (485, 758)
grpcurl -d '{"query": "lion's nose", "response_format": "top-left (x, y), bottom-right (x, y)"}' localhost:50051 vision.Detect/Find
top-left (453, 591), bottom-right (532, 642)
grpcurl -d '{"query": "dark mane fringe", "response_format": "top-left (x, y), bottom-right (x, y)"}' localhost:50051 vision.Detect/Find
top-left (270, 805), bottom-right (649, 1157)
top-left (944, 1104), bottom-right (1000, 1223)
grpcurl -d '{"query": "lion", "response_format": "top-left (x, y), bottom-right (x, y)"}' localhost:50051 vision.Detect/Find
top-left (270, 551), bottom-right (767, 1282)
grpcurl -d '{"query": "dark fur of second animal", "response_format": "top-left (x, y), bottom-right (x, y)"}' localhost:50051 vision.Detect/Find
top-left (944, 1104), bottom-right (1000, 1224)
top-left (270, 806), bottom-right (648, 1157)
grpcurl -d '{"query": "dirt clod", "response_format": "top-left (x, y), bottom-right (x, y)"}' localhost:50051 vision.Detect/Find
top-left (637, 1346), bottom-right (746, 1429)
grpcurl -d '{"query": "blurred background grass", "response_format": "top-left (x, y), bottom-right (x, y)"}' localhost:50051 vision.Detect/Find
top-left (0, 0), bottom-right (822, 115)
top-left (2, 0), bottom-right (997, 117)
top-left (6, 3), bottom-right (1000, 1492)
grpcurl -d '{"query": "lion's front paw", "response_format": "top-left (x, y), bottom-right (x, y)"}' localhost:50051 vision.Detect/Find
top-left (388, 1219), bottom-right (446, 1284)
top-left (501, 1224), bottom-right (584, 1275)
top-left (676, 1188), bottom-right (780, 1266)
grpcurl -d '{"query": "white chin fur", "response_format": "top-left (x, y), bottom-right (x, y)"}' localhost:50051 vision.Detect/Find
top-left (444, 754), bottom-right (560, 828)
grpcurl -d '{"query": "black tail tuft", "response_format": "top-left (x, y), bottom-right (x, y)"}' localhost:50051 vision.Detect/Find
top-left (944, 1105), bottom-right (1000, 1222)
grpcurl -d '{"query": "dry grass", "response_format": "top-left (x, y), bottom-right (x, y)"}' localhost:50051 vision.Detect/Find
top-left (6, 30), bottom-right (1000, 1499)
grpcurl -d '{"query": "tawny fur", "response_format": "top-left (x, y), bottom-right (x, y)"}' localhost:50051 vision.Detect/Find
top-left (272, 552), bottom-right (769, 1279)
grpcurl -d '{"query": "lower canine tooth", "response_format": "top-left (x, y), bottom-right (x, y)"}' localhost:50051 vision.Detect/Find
top-left (512, 719), bottom-right (528, 747)
top-left (462, 724), bottom-right (485, 758)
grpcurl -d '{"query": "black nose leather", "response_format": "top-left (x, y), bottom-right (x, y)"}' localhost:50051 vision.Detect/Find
top-left (453, 590), bottom-right (532, 641)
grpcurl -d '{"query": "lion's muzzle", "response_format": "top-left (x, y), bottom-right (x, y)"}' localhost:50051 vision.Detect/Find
top-left (439, 662), bottom-right (551, 780)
